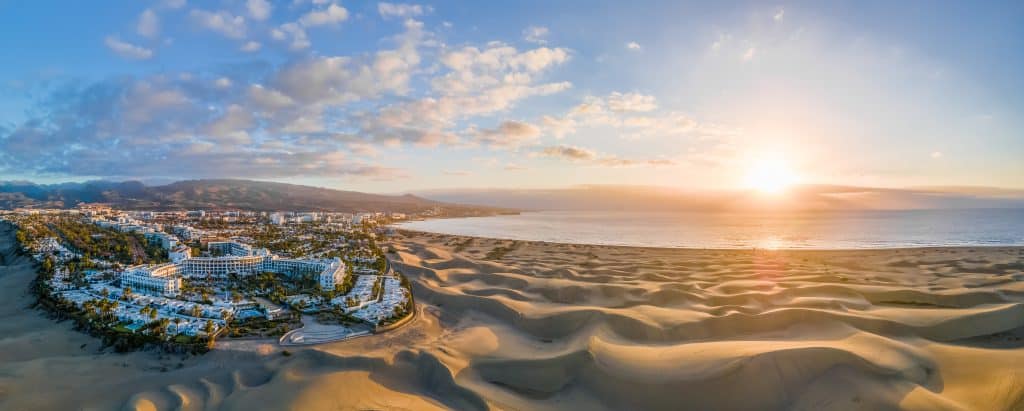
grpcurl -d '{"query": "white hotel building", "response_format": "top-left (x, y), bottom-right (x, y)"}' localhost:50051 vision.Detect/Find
top-left (121, 263), bottom-right (183, 296)
top-left (122, 241), bottom-right (347, 296)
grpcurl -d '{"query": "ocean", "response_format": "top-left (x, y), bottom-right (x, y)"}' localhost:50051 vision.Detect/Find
top-left (396, 209), bottom-right (1024, 249)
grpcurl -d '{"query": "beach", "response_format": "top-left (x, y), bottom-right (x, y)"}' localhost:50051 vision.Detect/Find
top-left (4, 225), bottom-right (1024, 410)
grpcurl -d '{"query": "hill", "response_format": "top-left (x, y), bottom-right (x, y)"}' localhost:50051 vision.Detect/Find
top-left (0, 179), bottom-right (504, 214)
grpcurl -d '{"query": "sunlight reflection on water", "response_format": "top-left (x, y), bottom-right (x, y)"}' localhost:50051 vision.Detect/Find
top-left (397, 209), bottom-right (1024, 249)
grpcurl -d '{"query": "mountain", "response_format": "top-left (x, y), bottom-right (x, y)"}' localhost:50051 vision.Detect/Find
top-left (415, 184), bottom-right (1024, 212)
top-left (0, 179), bottom-right (504, 214)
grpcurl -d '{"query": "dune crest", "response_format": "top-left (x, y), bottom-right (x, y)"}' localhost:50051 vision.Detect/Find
top-left (3, 226), bottom-right (1024, 410)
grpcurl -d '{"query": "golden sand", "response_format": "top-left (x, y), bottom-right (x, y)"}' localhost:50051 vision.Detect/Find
top-left (2, 226), bottom-right (1024, 410)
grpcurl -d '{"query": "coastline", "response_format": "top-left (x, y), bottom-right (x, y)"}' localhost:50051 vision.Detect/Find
top-left (394, 227), bottom-right (1024, 253)
top-left (392, 208), bottom-right (1024, 250)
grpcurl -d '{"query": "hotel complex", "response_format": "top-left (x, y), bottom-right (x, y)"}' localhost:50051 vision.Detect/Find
top-left (122, 240), bottom-right (346, 296)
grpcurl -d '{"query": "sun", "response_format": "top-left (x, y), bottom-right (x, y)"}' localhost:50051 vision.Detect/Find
top-left (744, 156), bottom-right (798, 194)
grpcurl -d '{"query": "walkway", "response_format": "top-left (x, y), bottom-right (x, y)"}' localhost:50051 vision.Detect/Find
top-left (278, 315), bottom-right (370, 346)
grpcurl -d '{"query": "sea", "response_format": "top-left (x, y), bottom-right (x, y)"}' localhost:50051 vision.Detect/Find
top-left (395, 209), bottom-right (1024, 249)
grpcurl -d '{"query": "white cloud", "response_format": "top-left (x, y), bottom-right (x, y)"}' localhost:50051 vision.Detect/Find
top-left (247, 85), bottom-right (296, 109)
top-left (774, 8), bottom-right (785, 22)
top-left (104, 36), bottom-right (154, 60)
top-left (300, 3), bottom-right (349, 27)
top-left (272, 23), bottom-right (310, 50)
top-left (240, 41), bottom-right (262, 52)
top-left (190, 9), bottom-right (247, 39)
top-left (6, 19), bottom-right (586, 180)
top-left (205, 104), bottom-right (253, 144)
top-left (523, 26), bottom-right (549, 44)
top-left (378, 3), bottom-right (427, 19)
top-left (541, 115), bottom-right (575, 139)
top-left (137, 9), bottom-right (160, 38)
top-left (607, 92), bottom-right (657, 112)
top-left (626, 41), bottom-right (641, 50)
top-left (247, 0), bottom-right (272, 21)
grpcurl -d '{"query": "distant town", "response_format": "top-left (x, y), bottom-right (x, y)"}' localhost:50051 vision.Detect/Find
top-left (0, 206), bottom-right (419, 353)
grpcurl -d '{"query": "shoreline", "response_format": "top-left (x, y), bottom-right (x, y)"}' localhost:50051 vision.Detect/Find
top-left (394, 227), bottom-right (1024, 253)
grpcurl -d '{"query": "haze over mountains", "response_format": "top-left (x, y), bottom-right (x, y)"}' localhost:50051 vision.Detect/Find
top-left (417, 184), bottom-right (1024, 211)
top-left (4, 179), bottom-right (1023, 213)
top-left (0, 179), bottom-right (488, 213)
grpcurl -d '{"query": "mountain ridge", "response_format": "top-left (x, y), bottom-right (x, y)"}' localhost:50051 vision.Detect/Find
top-left (0, 179), bottom-right (502, 214)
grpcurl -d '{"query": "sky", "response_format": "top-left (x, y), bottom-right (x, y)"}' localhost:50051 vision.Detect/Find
top-left (0, 0), bottom-right (1022, 194)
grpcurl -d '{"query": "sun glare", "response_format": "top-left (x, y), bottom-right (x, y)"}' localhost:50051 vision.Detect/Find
top-left (744, 156), bottom-right (798, 194)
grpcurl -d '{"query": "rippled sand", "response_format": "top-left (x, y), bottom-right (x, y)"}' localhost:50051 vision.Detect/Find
top-left (3, 226), bottom-right (1024, 410)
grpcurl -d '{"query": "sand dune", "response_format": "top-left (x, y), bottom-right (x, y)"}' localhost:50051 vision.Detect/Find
top-left (3, 226), bottom-right (1024, 410)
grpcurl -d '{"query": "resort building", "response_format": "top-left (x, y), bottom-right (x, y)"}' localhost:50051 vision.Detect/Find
top-left (144, 232), bottom-right (178, 249)
top-left (121, 263), bottom-right (183, 296)
top-left (169, 246), bottom-right (191, 263)
top-left (180, 254), bottom-right (267, 278)
top-left (120, 240), bottom-right (348, 295)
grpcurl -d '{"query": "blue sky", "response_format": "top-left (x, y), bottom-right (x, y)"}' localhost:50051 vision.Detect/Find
top-left (1, 0), bottom-right (1022, 193)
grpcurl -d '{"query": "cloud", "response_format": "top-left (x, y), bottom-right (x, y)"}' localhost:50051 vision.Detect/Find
top-left (378, 3), bottom-right (428, 19)
top-left (3, 20), bottom-right (575, 181)
top-left (137, 9), bottom-right (160, 38)
top-left (300, 3), bottom-right (349, 27)
top-left (247, 0), bottom-right (272, 21)
top-left (607, 92), bottom-right (657, 112)
top-left (523, 26), bottom-right (549, 44)
top-left (541, 115), bottom-right (575, 138)
top-left (537, 145), bottom-right (677, 167)
top-left (774, 8), bottom-right (785, 22)
top-left (348, 142), bottom-right (379, 157)
top-left (272, 23), bottom-right (310, 50)
top-left (931, 151), bottom-right (943, 159)
top-left (473, 121), bottom-right (541, 147)
top-left (104, 36), bottom-right (154, 60)
top-left (538, 92), bottom-right (703, 141)
top-left (240, 41), bottom-right (262, 52)
top-left (626, 41), bottom-right (641, 50)
top-left (540, 145), bottom-right (595, 160)
top-left (190, 9), bottom-right (247, 39)
top-left (204, 104), bottom-right (253, 144)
